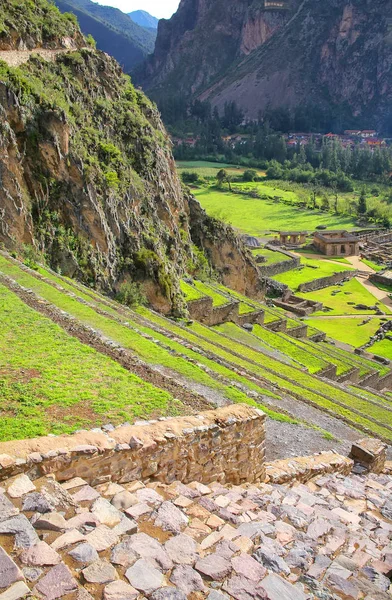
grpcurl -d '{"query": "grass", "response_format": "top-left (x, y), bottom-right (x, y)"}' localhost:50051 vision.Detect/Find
top-left (193, 187), bottom-right (357, 236)
top-left (0, 257), bottom-right (287, 414)
top-left (361, 259), bottom-right (385, 272)
top-left (370, 339), bottom-right (392, 360)
top-left (0, 283), bottom-right (179, 441)
top-left (176, 161), bottom-right (265, 178)
top-left (251, 325), bottom-right (331, 375)
top-left (215, 322), bottom-right (295, 365)
top-left (219, 323), bottom-right (329, 374)
top-left (3, 255), bottom-right (392, 441)
top-left (251, 248), bottom-right (288, 265)
top-left (180, 280), bottom-right (205, 302)
top-left (299, 279), bottom-right (392, 316)
top-left (184, 321), bottom-right (392, 441)
top-left (298, 249), bottom-right (352, 264)
top-left (274, 258), bottom-right (353, 290)
top-left (192, 281), bottom-right (231, 307)
top-left (304, 317), bottom-right (384, 348)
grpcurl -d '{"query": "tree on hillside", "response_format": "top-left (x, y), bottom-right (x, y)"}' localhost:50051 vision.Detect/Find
top-left (358, 188), bottom-right (367, 215)
top-left (216, 169), bottom-right (232, 191)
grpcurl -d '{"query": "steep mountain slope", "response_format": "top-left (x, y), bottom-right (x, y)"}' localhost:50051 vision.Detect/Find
top-left (0, 0), bottom-right (262, 315)
top-left (129, 10), bottom-right (159, 30)
top-left (138, 0), bottom-right (392, 129)
top-left (54, 0), bottom-right (156, 70)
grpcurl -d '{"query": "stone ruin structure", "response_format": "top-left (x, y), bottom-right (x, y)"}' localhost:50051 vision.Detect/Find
top-left (313, 231), bottom-right (360, 257)
top-left (277, 232), bottom-right (307, 247)
top-left (360, 231), bottom-right (392, 268)
top-left (0, 404), bottom-right (392, 600)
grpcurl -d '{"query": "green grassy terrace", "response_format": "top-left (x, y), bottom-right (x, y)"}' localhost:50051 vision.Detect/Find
top-left (0, 283), bottom-right (179, 441)
top-left (274, 258), bottom-right (353, 291)
top-left (304, 317), bottom-right (385, 349)
top-left (251, 248), bottom-right (288, 265)
top-left (0, 257), bottom-right (288, 419)
top-left (300, 279), bottom-right (392, 316)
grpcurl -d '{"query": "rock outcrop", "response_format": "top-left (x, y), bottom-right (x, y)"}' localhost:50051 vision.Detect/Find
top-left (138, 0), bottom-right (392, 129)
top-left (0, 0), bottom-right (263, 315)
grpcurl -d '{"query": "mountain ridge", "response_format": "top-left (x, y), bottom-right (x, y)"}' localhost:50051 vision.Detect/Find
top-left (137, 0), bottom-right (392, 130)
top-left (54, 0), bottom-right (156, 71)
top-left (129, 9), bottom-right (159, 30)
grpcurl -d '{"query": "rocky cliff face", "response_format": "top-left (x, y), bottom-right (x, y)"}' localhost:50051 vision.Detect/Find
top-left (0, 1), bottom-right (263, 315)
top-left (138, 0), bottom-right (392, 129)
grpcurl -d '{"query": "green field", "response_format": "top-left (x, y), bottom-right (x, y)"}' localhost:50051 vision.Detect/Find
top-left (251, 248), bottom-right (288, 265)
top-left (176, 161), bottom-right (265, 178)
top-left (304, 317), bottom-right (384, 348)
top-left (193, 187), bottom-right (357, 235)
top-left (370, 339), bottom-right (392, 360)
top-left (299, 279), bottom-right (392, 316)
top-left (0, 284), bottom-right (178, 441)
top-left (275, 258), bottom-right (353, 290)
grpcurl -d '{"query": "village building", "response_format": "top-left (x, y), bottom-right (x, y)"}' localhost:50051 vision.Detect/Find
top-left (313, 230), bottom-right (360, 257)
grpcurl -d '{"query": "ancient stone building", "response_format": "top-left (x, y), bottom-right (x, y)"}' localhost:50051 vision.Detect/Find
top-left (313, 230), bottom-right (360, 257)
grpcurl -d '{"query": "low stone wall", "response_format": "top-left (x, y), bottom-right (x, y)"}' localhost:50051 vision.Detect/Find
top-left (187, 297), bottom-right (240, 326)
top-left (265, 451), bottom-right (353, 484)
top-left (273, 297), bottom-right (323, 316)
top-left (298, 270), bottom-right (357, 293)
top-left (257, 252), bottom-right (300, 278)
top-left (209, 301), bottom-right (240, 326)
top-left (235, 310), bottom-right (265, 327)
top-left (286, 324), bottom-right (308, 339)
top-left (0, 405), bottom-right (266, 487)
top-left (369, 272), bottom-right (392, 287)
top-left (187, 296), bottom-right (214, 322)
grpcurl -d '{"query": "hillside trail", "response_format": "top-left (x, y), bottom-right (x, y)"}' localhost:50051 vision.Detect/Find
top-left (0, 48), bottom-right (85, 67)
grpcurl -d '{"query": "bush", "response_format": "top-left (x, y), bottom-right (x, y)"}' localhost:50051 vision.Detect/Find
top-left (242, 169), bottom-right (257, 182)
top-left (181, 171), bottom-right (199, 184)
top-left (116, 282), bottom-right (147, 307)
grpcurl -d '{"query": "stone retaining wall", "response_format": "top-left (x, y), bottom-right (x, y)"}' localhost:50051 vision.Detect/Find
top-left (298, 270), bottom-right (357, 293)
top-left (0, 405), bottom-right (266, 487)
top-left (257, 253), bottom-right (300, 277)
top-left (187, 297), bottom-right (240, 326)
top-left (234, 310), bottom-right (265, 327)
top-left (265, 451), bottom-right (353, 484)
top-left (286, 324), bottom-right (308, 339)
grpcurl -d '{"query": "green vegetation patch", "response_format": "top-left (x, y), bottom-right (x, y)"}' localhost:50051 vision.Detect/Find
top-left (0, 283), bottom-right (177, 441)
top-left (251, 248), bottom-right (288, 265)
top-left (192, 281), bottom-right (230, 307)
top-left (275, 258), bottom-right (353, 291)
top-left (299, 279), bottom-right (392, 316)
top-left (304, 317), bottom-right (384, 348)
top-left (370, 339), bottom-right (392, 361)
top-left (180, 280), bottom-right (205, 302)
top-left (251, 325), bottom-right (329, 374)
top-left (193, 187), bottom-right (356, 236)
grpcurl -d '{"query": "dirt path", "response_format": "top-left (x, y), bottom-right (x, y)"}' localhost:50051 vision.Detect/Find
top-left (0, 48), bottom-right (83, 67)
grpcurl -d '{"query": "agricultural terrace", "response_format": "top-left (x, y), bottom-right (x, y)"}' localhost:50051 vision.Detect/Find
top-left (304, 317), bottom-right (386, 348)
top-left (299, 279), bottom-right (392, 316)
top-left (251, 248), bottom-right (288, 264)
top-left (0, 284), bottom-right (179, 441)
top-left (274, 257), bottom-right (353, 290)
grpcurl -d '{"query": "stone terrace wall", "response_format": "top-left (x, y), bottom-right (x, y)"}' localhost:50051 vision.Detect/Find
top-left (298, 270), bottom-right (357, 293)
top-left (187, 297), bottom-right (240, 326)
top-left (257, 251), bottom-right (300, 277)
top-left (0, 405), bottom-right (266, 487)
